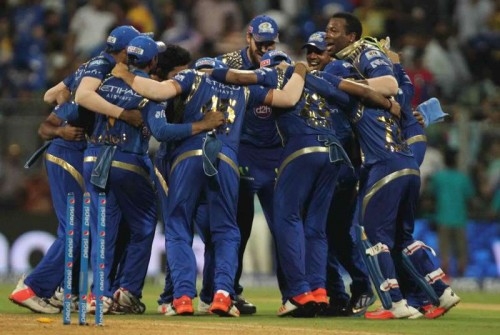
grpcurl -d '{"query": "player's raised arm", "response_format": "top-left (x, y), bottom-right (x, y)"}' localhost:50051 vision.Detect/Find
top-left (112, 62), bottom-right (182, 101)
top-left (264, 62), bottom-right (308, 108)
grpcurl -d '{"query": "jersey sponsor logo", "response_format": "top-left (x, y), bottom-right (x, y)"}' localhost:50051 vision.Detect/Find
top-left (254, 105), bottom-right (272, 119)
top-left (155, 110), bottom-right (166, 119)
top-left (365, 50), bottom-right (382, 60)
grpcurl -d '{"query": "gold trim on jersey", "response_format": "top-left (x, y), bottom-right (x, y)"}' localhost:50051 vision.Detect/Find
top-left (185, 74), bottom-right (203, 104)
top-left (276, 146), bottom-right (329, 180)
top-left (45, 153), bottom-right (85, 191)
top-left (361, 168), bottom-right (420, 221)
top-left (154, 166), bottom-right (169, 196)
top-left (219, 51), bottom-right (244, 69)
top-left (406, 134), bottom-right (427, 146)
top-left (169, 149), bottom-right (239, 176)
top-left (83, 156), bottom-right (150, 182)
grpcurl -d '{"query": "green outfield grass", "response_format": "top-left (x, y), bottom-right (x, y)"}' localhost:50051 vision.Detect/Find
top-left (1, 281), bottom-right (500, 335)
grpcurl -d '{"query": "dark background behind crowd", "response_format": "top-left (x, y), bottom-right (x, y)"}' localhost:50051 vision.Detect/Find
top-left (1, 0), bottom-right (500, 226)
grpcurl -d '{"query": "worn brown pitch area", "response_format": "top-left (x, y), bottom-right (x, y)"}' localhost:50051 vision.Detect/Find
top-left (0, 314), bottom-right (379, 335)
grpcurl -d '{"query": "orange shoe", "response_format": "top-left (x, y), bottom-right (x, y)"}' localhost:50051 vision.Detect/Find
top-left (311, 288), bottom-right (328, 311)
top-left (365, 299), bottom-right (413, 320)
top-left (420, 304), bottom-right (446, 319)
top-left (209, 292), bottom-right (239, 317)
top-left (277, 291), bottom-right (317, 317)
top-left (311, 288), bottom-right (328, 303)
top-left (172, 295), bottom-right (194, 316)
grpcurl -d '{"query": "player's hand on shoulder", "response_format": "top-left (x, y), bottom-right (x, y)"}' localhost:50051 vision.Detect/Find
top-left (112, 62), bottom-right (129, 79)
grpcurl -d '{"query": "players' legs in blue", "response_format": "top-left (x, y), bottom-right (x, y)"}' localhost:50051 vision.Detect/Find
top-left (110, 152), bottom-right (157, 298)
top-left (165, 157), bottom-right (205, 299)
top-left (207, 152), bottom-right (241, 295)
top-left (359, 159), bottom-right (420, 303)
top-left (24, 145), bottom-right (84, 297)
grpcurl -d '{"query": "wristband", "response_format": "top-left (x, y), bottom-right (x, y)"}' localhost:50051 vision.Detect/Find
top-left (328, 74), bottom-right (342, 89)
top-left (211, 68), bottom-right (229, 83)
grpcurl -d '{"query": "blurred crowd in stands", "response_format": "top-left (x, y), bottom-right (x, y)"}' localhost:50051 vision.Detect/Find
top-left (0, 0), bottom-right (500, 224)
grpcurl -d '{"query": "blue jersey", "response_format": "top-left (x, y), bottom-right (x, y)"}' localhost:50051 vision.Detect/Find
top-left (171, 69), bottom-right (269, 155)
top-left (343, 44), bottom-right (395, 80)
top-left (393, 63), bottom-right (419, 130)
top-left (254, 66), bottom-right (346, 142)
top-left (217, 48), bottom-right (281, 147)
top-left (323, 60), bottom-right (359, 146)
top-left (90, 70), bottom-right (192, 154)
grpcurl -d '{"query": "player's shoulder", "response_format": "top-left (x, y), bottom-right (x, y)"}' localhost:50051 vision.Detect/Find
top-left (361, 46), bottom-right (388, 61)
top-left (217, 50), bottom-right (244, 69)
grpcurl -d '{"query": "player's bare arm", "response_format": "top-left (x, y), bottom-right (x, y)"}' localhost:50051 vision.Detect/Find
top-left (112, 62), bottom-right (182, 101)
top-left (75, 76), bottom-right (143, 127)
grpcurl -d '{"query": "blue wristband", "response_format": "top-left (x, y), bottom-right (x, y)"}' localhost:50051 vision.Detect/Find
top-left (328, 74), bottom-right (342, 88)
top-left (211, 68), bottom-right (229, 82)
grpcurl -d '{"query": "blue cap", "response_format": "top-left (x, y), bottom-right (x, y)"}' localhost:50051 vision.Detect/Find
top-left (127, 36), bottom-right (166, 63)
top-left (260, 50), bottom-right (292, 68)
top-left (194, 57), bottom-right (228, 70)
top-left (302, 31), bottom-right (327, 51)
top-left (107, 25), bottom-right (141, 51)
top-left (417, 97), bottom-right (448, 127)
top-left (248, 15), bottom-right (279, 43)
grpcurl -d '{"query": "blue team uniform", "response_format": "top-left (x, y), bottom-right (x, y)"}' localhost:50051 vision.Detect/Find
top-left (24, 66), bottom-right (87, 298)
top-left (259, 67), bottom-right (350, 302)
top-left (322, 60), bottom-right (373, 308)
top-left (338, 43), bottom-right (448, 303)
top-left (164, 69), bottom-right (270, 299)
top-left (83, 67), bottom-right (193, 299)
top-left (217, 49), bottom-right (282, 297)
top-left (393, 63), bottom-right (427, 166)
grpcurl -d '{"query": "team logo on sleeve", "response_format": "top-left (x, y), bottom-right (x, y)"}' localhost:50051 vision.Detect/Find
top-left (254, 105), bottom-right (272, 119)
top-left (365, 50), bottom-right (382, 60)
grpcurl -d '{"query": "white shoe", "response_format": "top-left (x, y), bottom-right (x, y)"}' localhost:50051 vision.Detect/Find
top-left (49, 287), bottom-right (78, 312)
top-left (439, 287), bottom-right (460, 311)
top-left (198, 300), bottom-right (211, 314)
top-left (158, 302), bottom-right (177, 316)
top-left (9, 276), bottom-right (60, 314)
top-left (113, 288), bottom-right (146, 314)
top-left (407, 305), bottom-right (424, 319)
top-left (88, 296), bottom-right (123, 315)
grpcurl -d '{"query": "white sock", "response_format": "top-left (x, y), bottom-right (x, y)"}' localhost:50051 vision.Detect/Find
top-left (216, 290), bottom-right (229, 297)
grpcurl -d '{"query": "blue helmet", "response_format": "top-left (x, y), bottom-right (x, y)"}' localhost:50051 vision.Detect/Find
top-left (193, 57), bottom-right (228, 70)
top-left (260, 50), bottom-right (292, 68)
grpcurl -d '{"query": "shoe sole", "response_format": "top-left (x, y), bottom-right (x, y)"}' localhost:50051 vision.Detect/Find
top-left (210, 304), bottom-right (239, 317)
top-left (9, 297), bottom-right (60, 314)
top-left (290, 301), bottom-right (318, 318)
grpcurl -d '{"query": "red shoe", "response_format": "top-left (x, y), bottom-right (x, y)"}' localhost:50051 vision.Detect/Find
top-left (311, 288), bottom-right (328, 311)
top-left (209, 292), bottom-right (239, 317)
top-left (365, 300), bottom-right (413, 320)
top-left (277, 291), bottom-right (317, 317)
top-left (420, 304), bottom-right (446, 319)
top-left (172, 295), bottom-right (194, 316)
